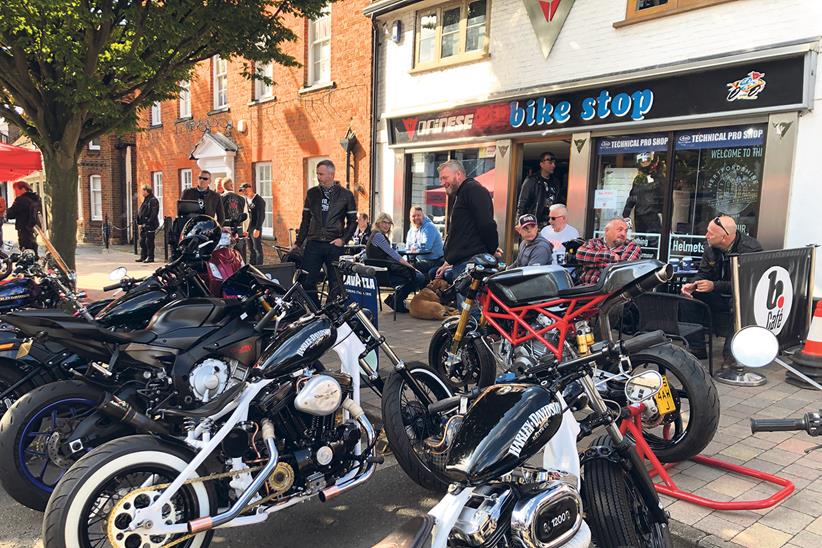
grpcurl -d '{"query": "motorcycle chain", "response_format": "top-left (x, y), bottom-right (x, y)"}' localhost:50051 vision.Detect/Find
top-left (105, 463), bottom-right (287, 548)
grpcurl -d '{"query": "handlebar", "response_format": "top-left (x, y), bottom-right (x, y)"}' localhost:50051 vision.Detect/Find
top-left (103, 282), bottom-right (121, 292)
top-left (751, 411), bottom-right (821, 435)
top-left (335, 260), bottom-right (385, 278)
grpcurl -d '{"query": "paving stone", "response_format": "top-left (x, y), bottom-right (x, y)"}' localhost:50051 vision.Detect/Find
top-left (681, 464), bottom-right (729, 483)
top-left (781, 463), bottom-right (821, 480)
top-left (744, 436), bottom-right (780, 451)
top-left (693, 514), bottom-right (745, 541)
top-left (720, 509), bottom-right (763, 528)
top-left (698, 533), bottom-right (746, 547)
top-left (668, 472), bottom-right (709, 492)
top-left (731, 522), bottom-right (793, 548)
top-left (705, 475), bottom-right (761, 498)
top-left (787, 530), bottom-right (822, 548)
top-left (807, 515), bottom-right (822, 536)
top-left (742, 457), bottom-right (785, 475)
top-left (758, 506), bottom-right (815, 534)
top-left (782, 488), bottom-right (822, 517)
top-left (803, 477), bottom-right (822, 493)
top-left (777, 438), bottom-right (820, 455)
top-left (776, 473), bottom-right (811, 491)
top-left (719, 442), bottom-right (764, 461)
top-left (754, 431), bottom-right (796, 444)
top-left (760, 448), bottom-right (805, 467)
top-left (795, 455), bottom-right (822, 471)
top-left (667, 499), bottom-right (715, 525)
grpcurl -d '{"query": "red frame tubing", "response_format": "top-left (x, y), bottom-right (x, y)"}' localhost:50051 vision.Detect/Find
top-left (480, 291), bottom-right (609, 360)
top-left (620, 405), bottom-right (794, 510)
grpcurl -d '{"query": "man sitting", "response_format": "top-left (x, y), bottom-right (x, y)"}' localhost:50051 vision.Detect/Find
top-left (576, 218), bottom-right (642, 285)
top-left (510, 214), bottom-right (553, 268)
top-left (405, 205), bottom-right (444, 279)
top-left (539, 203), bottom-right (580, 265)
top-left (681, 215), bottom-right (762, 368)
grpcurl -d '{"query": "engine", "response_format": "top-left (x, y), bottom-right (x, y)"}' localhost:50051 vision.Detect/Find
top-left (188, 357), bottom-right (246, 402)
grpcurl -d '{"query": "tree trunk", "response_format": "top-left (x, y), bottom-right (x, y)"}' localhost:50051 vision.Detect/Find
top-left (41, 149), bottom-right (79, 270)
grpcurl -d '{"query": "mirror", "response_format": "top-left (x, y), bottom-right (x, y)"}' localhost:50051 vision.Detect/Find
top-left (731, 326), bottom-right (779, 368)
top-left (624, 370), bottom-right (664, 404)
top-left (108, 267), bottom-right (127, 281)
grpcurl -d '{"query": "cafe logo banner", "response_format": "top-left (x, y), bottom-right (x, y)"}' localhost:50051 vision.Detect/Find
top-left (753, 266), bottom-right (793, 335)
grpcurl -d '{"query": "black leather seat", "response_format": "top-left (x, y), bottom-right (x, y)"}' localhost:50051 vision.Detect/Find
top-left (98, 328), bottom-right (157, 345)
top-left (558, 259), bottom-right (663, 298)
top-left (486, 265), bottom-right (573, 306)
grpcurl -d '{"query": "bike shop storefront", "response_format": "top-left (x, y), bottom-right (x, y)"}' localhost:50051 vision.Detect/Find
top-left (384, 44), bottom-right (815, 260)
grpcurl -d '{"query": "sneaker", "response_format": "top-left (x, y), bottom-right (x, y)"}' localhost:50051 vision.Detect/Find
top-left (144, 259), bottom-right (155, 263)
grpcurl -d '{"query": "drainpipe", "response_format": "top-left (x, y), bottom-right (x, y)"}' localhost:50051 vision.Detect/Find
top-left (368, 14), bottom-right (380, 223)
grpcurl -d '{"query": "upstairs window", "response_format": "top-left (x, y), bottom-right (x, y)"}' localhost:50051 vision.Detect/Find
top-left (213, 56), bottom-right (229, 109)
top-left (179, 80), bottom-right (191, 118)
top-left (150, 102), bottom-right (162, 126)
top-left (622, 0), bottom-right (736, 24)
top-left (307, 8), bottom-right (331, 86)
top-left (415, 0), bottom-right (489, 70)
top-left (255, 62), bottom-right (274, 100)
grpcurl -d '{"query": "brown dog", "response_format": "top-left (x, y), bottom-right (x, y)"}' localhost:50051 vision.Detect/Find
top-left (409, 280), bottom-right (458, 320)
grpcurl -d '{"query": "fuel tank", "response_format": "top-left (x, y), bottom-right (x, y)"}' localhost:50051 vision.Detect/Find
top-left (446, 384), bottom-right (563, 485)
top-left (255, 315), bottom-right (336, 377)
top-left (146, 298), bottom-right (237, 332)
top-left (94, 284), bottom-right (169, 329)
top-left (0, 278), bottom-right (39, 313)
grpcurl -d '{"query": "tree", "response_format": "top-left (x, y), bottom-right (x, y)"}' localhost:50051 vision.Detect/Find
top-left (0, 0), bottom-right (330, 267)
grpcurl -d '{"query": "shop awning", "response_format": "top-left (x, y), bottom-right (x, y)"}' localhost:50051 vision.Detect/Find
top-left (0, 142), bottom-right (42, 181)
top-left (423, 168), bottom-right (496, 208)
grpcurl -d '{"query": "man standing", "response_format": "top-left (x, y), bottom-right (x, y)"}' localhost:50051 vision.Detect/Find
top-left (6, 181), bottom-right (41, 255)
top-left (576, 218), bottom-right (642, 285)
top-left (539, 203), bottom-right (580, 264)
top-left (510, 214), bottom-right (553, 268)
top-left (405, 205), bottom-right (444, 278)
top-left (240, 183), bottom-right (266, 266)
top-left (434, 160), bottom-right (498, 281)
top-left (682, 216), bottom-right (763, 374)
top-left (221, 178), bottom-right (247, 260)
top-left (180, 170), bottom-right (224, 224)
top-left (516, 152), bottom-right (567, 228)
top-left (294, 160), bottom-right (357, 305)
top-left (136, 185), bottom-right (160, 263)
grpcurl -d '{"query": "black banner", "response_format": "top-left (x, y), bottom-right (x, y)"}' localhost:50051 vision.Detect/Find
top-left (733, 247), bottom-right (814, 349)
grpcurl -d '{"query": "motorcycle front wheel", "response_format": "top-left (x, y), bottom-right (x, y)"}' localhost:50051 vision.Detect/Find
top-left (42, 435), bottom-right (215, 548)
top-left (582, 435), bottom-right (673, 548)
top-left (428, 324), bottom-right (496, 391)
top-left (381, 361), bottom-right (454, 492)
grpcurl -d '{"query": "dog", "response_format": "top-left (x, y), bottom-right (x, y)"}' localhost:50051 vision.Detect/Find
top-left (409, 279), bottom-right (458, 320)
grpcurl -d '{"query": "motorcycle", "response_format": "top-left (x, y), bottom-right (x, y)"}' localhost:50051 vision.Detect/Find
top-left (41, 259), bottom-right (455, 547)
top-left (428, 254), bottom-right (719, 463)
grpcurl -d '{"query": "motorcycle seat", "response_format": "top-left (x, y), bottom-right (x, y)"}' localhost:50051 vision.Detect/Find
top-left (97, 328), bottom-right (157, 345)
top-left (486, 265), bottom-right (573, 306)
top-left (558, 259), bottom-right (664, 298)
top-left (373, 516), bottom-right (434, 548)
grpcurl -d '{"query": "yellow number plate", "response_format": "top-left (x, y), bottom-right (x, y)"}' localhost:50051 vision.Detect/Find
top-left (654, 376), bottom-right (676, 415)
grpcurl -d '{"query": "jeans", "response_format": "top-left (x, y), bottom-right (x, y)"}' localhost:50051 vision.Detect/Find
top-left (415, 257), bottom-right (444, 282)
top-left (139, 227), bottom-right (155, 260)
top-left (18, 229), bottom-right (37, 257)
top-left (387, 268), bottom-right (426, 310)
top-left (249, 234), bottom-right (264, 265)
top-left (301, 240), bottom-right (344, 306)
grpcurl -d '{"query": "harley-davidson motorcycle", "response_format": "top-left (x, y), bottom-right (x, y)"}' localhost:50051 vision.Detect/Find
top-left (377, 264), bottom-right (676, 548)
top-left (40, 259), bottom-right (454, 547)
top-left (428, 254), bottom-right (719, 463)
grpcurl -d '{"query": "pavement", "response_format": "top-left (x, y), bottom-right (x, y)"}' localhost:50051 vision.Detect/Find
top-left (1, 244), bottom-right (821, 547)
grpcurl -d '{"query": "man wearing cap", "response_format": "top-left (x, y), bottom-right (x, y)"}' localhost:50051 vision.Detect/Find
top-left (510, 214), bottom-right (553, 268)
top-left (240, 183), bottom-right (266, 265)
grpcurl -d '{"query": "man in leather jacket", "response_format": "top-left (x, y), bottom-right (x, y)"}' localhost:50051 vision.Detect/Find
top-left (294, 160), bottom-right (357, 305)
top-left (6, 181), bottom-right (42, 255)
top-left (682, 215), bottom-right (763, 366)
top-left (180, 170), bottom-right (225, 224)
top-left (240, 183), bottom-right (266, 265)
top-left (516, 152), bottom-right (567, 229)
top-left (136, 185), bottom-right (160, 263)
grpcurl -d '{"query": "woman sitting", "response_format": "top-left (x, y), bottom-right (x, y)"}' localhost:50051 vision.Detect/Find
top-left (366, 213), bottom-right (425, 313)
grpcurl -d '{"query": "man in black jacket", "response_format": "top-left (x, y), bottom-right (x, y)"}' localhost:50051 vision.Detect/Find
top-left (222, 179), bottom-right (247, 261)
top-left (7, 181), bottom-right (41, 255)
top-left (682, 215), bottom-right (763, 370)
top-left (136, 185), bottom-right (160, 263)
top-left (516, 152), bottom-right (566, 228)
top-left (294, 160), bottom-right (357, 305)
top-left (240, 183), bottom-right (266, 265)
top-left (434, 160), bottom-right (498, 284)
top-left (180, 170), bottom-right (225, 224)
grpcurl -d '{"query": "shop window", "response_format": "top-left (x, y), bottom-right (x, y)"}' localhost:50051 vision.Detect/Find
top-left (255, 162), bottom-right (274, 236)
top-left (180, 168), bottom-right (192, 192)
top-left (89, 175), bottom-right (102, 221)
top-left (622, 0), bottom-right (735, 24)
top-left (255, 62), bottom-right (274, 100)
top-left (307, 8), bottom-right (331, 86)
top-left (150, 102), bottom-right (162, 127)
top-left (414, 0), bottom-right (489, 70)
top-left (152, 171), bottom-right (164, 223)
top-left (669, 124), bottom-right (766, 259)
top-left (406, 146), bottom-right (496, 237)
top-left (213, 56), bottom-right (229, 110)
top-left (179, 80), bottom-right (191, 118)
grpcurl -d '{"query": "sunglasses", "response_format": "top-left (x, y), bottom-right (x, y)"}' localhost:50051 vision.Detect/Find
top-left (549, 215), bottom-right (565, 221)
top-left (198, 176), bottom-right (210, 181)
top-left (713, 217), bottom-right (729, 236)
top-left (541, 158), bottom-right (556, 163)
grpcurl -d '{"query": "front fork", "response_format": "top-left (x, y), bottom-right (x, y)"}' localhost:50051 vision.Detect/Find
top-left (447, 279), bottom-right (482, 359)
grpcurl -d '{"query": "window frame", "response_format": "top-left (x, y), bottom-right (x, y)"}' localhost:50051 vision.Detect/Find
top-left (89, 175), bottom-right (103, 221)
top-left (254, 162), bottom-right (274, 237)
top-left (307, 8), bottom-right (332, 86)
top-left (179, 80), bottom-right (192, 118)
top-left (622, 0), bottom-right (736, 25)
top-left (213, 55), bottom-right (229, 110)
top-left (150, 101), bottom-right (162, 127)
top-left (180, 168), bottom-right (192, 192)
top-left (152, 171), bottom-right (164, 223)
top-left (254, 62), bottom-right (274, 100)
top-left (413, 0), bottom-right (491, 71)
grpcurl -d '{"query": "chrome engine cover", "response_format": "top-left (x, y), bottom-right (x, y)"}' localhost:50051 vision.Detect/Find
top-left (451, 484), bottom-right (516, 546)
top-left (511, 480), bottom-right (583, 548)
top-left (294, 374), bottom-right (343, 416)
top-left (189, 358), bottom-right (231, 402)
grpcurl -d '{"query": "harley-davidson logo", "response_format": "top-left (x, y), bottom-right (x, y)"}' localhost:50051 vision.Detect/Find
top-left (507, 401), bottom-right (562, 457)
top-left (523, 0), bottom-right (576, 58)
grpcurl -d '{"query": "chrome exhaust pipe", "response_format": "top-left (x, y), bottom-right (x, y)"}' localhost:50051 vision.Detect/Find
top-left (188, 419), bottom-right (279, 534)
top-left (319, 400), bottom-right (378, 502)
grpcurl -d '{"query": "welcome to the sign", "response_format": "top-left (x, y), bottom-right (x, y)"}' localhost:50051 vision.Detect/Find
top-left (509, 88), bottom-right (655, 128)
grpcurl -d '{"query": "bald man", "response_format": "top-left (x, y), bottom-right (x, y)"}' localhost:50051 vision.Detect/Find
top-left (682, 215), bottom-right (762, 365)
top-left (576, 217), bottom-right (642, 285)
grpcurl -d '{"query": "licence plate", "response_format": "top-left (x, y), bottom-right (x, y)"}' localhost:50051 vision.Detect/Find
top-left (654, 376), bottom-right (676, 415)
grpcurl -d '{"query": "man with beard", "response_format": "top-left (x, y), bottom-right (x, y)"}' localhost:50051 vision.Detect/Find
top-left (180, 170), bottom-right (225, 224)
top-left (576, 218), bottom-right (642, 285)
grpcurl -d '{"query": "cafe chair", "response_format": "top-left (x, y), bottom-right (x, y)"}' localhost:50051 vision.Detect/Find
top-left (631, 292), bottom-right (715, 375)
top-left (362, 257), bottom-right (406, 321)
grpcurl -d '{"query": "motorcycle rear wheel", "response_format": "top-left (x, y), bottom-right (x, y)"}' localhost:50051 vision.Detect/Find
top-left (582, 435), bottom-right (673, 548)
top-left (0, 361), bottom-right (36, 417)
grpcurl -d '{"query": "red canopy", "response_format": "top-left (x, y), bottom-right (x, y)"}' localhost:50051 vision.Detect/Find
top-left (424, 168), bottom-right (496, 208)
top-left (0, 142), bottom-right (42, 181)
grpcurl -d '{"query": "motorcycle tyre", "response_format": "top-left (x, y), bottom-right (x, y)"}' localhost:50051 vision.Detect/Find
top-left (582, 435), bottom-right (673, 548)
top-left (0, 251), bottom-right (11, 282)
top-left (381, 362), bottom-right (453, 493)
top-left (0, 380), bottom-right (103, 511)
top-left (428, 325), bottom-right (496, 391)
top-left (621, 344), bottom-right (719, 463)
top-left (43, 435), bottom-right (215, 548)
top-left (0, 362), bottom-right (36, 416)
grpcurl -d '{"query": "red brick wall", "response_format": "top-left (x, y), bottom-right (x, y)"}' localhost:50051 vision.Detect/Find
top-left (135, 0), bottom-right (373, 243)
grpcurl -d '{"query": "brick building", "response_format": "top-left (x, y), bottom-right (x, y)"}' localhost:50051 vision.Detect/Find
top-left (136, 1), bottom-right (374, 245)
